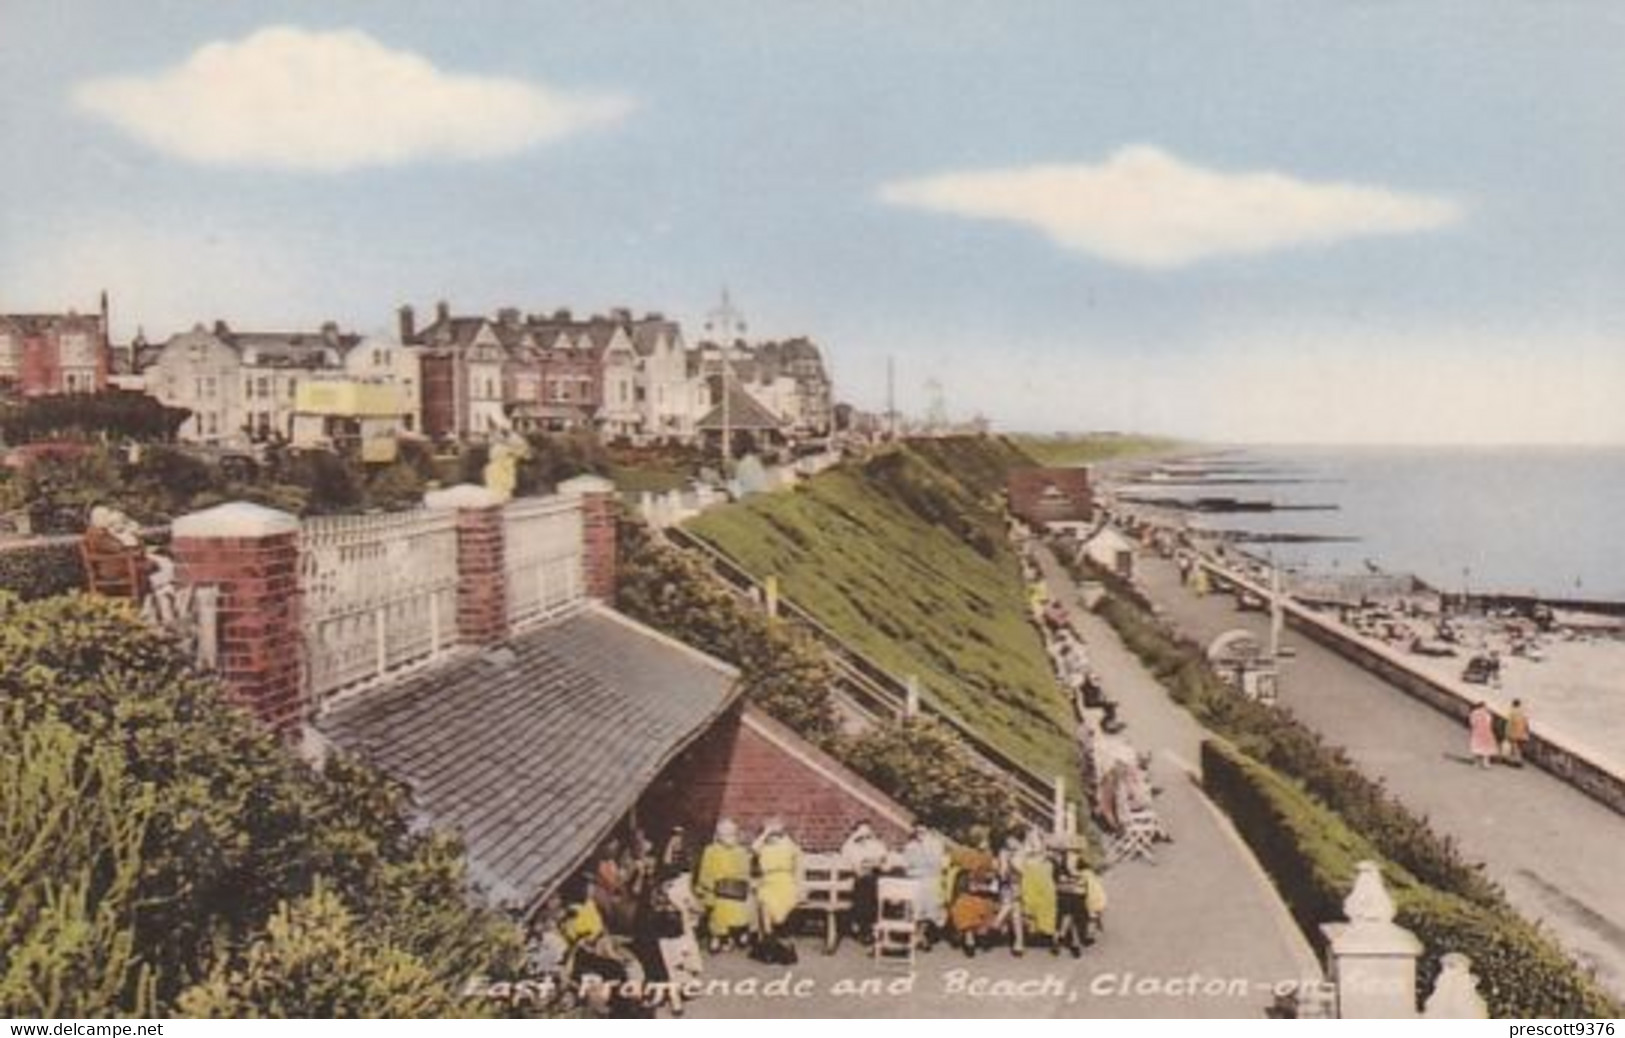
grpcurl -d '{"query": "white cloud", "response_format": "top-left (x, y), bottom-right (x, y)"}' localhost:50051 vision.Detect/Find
top-left (878, 145), bottom-right (1463, 269)
top-left (72, 26), bottom-right (633, 172)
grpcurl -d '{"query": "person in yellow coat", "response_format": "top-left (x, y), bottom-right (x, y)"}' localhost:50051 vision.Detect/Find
top-left (752, 818), bottom-right (802, 939)
top-left (695, 819), bottom-right (753, 952)
top-left (1018, 846), bottom-right (1058, 947)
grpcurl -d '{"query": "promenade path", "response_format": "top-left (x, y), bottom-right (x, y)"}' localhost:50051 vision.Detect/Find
top-left (690, 546), bottom-right (1318, 1019)
top-left (1132, 551), bottom-right (1625, 1001)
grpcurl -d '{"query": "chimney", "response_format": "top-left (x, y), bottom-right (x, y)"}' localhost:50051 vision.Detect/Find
top-left (320, 321), bottom-right (340, 346)
top-left (610, 306), bottom-right (632, 323)
top-left (398, 304), bottom-right (416, 343)
top-left (213, 319), bottom-right (230, 338)
top-left (436, 300), bottom-right (450, 324)
top-left (497, 307), bottom-right (520, 328)
top-left (553, 308), bottom-right (572, 322)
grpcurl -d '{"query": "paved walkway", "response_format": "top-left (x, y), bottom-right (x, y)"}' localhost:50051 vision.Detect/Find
top-left (691, 547), bottom-right (1319, 1019)
top-left (1134, 552), bottom-right (1625, 1001)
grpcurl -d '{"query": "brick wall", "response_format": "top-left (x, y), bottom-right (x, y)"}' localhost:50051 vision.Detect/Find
top-left (639, 704), bottom-right (913, 852)
top-left (455, 503), bottom-right (508, 644)
top-left (562, 476), bottom-right (617, 601)
top-left (171, 505), bottom-right (304, 738)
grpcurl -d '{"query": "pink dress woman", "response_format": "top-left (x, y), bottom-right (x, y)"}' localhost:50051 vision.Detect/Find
top-left (1467, 704), bottom-right (1497, 766)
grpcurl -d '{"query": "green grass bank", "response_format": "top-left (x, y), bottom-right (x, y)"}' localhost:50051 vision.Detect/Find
top-left (686, 436), bottom-right (1078, 782)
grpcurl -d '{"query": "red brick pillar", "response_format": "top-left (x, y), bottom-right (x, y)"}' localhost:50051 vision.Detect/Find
top-left (561, 475), bottom-right (618, 602)
top-left (426, 484), bottom-right (509, 646)
top-left (171, 502), bottom-right (305, 739)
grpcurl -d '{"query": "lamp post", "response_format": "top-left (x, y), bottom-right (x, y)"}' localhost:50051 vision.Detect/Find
top-left (704, 288), bottom-right (747, 479)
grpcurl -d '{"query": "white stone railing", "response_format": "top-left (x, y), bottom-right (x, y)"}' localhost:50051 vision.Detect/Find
top-left (503, 495), bottom-right (584, 630)
top-left (300, 508), bottom-right (459, 701)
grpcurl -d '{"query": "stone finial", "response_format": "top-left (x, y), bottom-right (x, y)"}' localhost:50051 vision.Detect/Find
top-left (173, 501), bottom-right (299, 539)
top-left (424, 483), bottom-right (505, 510)
top-left (1344, 861), bottom-right (1397, 923)
top-left (558, 474), bottom-right (616, 497)
top-left (1422, 953), bottom-right (1489, 1019)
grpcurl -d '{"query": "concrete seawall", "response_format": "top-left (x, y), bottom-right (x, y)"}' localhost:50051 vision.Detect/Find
top-left (1201, 559), bottom-right (1625, 819)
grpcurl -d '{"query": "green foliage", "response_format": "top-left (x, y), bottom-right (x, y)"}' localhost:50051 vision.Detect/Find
top-left (366, 460), bottom-right (428, 511)
top-left (1201, 738), bottom-right (1618, 1018)
top-left (16, 447), bottom-right (123, 531)
top-left (177, 884), bottom-right (467, 1018)
top-left (285, 450), bottom-right (365, 514)
top-left (1092, 581), bottom-right (1501, 907)
top-left (0, 713), bottom-right (158, 1017)
top-left (0, 592), bottom-right (524, 1016)
top-left (516, 431), bottom-right (611, 495)
top-left (0, 541), bottom-right (85, 600)
top-left (687, 438), bottom-right (1077, 781)
top-left (0, 391), bottom-right (190, 444)
top-left (837, 718), bottom-right (1020, 844)
top-left (616, 523), bottom-right (837, 740)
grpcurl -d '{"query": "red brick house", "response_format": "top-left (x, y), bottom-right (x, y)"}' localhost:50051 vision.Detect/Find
top-left (0, 296), bottom-right (111, 398)
top-left (1008, 467), bottom-right (1094, 528)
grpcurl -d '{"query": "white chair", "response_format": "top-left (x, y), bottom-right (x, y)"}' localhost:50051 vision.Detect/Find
top-left (799, 853), bottom-right (855, 954)
top-left (872, 876), bottom-right (918, 971)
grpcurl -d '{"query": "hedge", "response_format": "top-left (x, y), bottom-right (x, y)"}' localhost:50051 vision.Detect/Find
top-left (0, 540), bottom-right (87, 600)
top-left (1084, 565), bottom-right (1500, 907)
top-left (1201, 738), bottom-right (1618, 1018)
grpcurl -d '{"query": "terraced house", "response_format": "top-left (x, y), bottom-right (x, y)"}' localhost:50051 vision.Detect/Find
top-left (143, 320), bottom-right (365, 445)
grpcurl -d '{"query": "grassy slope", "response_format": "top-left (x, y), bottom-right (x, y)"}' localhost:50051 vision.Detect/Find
top-left (687, 437), bottom-right (1078, 781)
top-left (1011, 432), bottom-right (1188, 467)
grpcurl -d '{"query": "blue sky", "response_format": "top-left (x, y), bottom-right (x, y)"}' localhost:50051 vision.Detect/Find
top-left (3, 1), bottom-right (1623, 443)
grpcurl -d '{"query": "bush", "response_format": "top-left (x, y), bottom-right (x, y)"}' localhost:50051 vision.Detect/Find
top-left (837, 718), bottom-right (1020, 845)
top-left (0, 541), bottom-right (86, 600)
top-left (0, 593), bottom-right (525, 1016)
top-left (615, 521), bottom-right (837, 740)
top-left (1201, 738), bottom-right (1617, 1018)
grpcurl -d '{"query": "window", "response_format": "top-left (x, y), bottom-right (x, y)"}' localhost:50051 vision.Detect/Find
top-left (204, 376), bottom-right (217, 399)
top-left (205, 412), bottom-right (218, 436)
top-left (256, 376), bottom-right (269, 399)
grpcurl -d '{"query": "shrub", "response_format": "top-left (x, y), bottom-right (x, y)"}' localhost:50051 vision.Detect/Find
top-left (837, 718), bottom-right (1020, 844)
top-left (1201, 738), bottom-right (1618, 1018)
top-left (615, 521), bottom-right (837, 740)
top-left (0, 541), bottom-right (86, 600)
top-left (0, 592), bottom-right (524, 1015)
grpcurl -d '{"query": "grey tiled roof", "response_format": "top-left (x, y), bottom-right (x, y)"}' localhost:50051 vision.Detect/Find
top-left (317, 606), bottom-right (740, 911)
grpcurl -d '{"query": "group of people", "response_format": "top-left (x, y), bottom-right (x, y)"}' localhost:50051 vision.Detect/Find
top-left (937, 825), bottom-right (1107, 959)
top-left (539, 814), bottom-right (1113, 1014)
top-left (1466, 698), bottom-right (1532, 769)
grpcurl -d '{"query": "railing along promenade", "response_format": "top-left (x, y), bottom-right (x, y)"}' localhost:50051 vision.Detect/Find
top-left (662, 524), bottom-right (1059, 829)
top-left (1196, 554), bottom-right (1625, 818)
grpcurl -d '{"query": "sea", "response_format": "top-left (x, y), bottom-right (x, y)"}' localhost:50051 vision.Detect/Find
top-left (1120, 445), bottom-right (1625, 603)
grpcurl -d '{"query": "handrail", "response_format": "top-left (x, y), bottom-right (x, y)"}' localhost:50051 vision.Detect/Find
top-left (662, 524), bottom-right (1057, 824)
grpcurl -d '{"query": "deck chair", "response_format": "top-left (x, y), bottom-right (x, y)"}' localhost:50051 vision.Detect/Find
top-left (1106, 804), bottom-right (1164, 865)
top-left (799, 853), bottom-right (855, 954)
top-left (80, 534), bottom-right (148, 601)
top-left (872, 876), bottom-right (917, 972)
